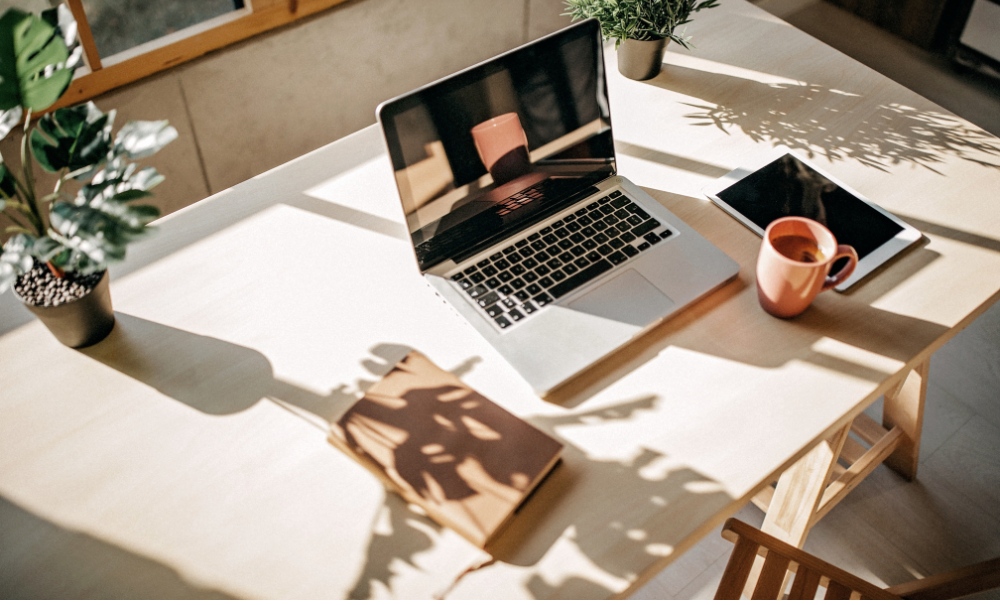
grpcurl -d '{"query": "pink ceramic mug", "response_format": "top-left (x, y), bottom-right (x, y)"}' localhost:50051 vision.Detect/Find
top-left (471, 113), bottom-right (530, 185)
top-left (756, 217), bottom-right (858, 318)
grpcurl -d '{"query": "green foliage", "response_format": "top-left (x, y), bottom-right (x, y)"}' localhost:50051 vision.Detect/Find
top-left (563, 0), bottom-right (720, 49)
top-left (0, 5), bottom-right (177, 293)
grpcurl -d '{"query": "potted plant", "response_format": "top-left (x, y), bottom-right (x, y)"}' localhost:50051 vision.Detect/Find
top-left (564, 0), bottom-right (719, 81)
top-left (0, 5), bottom-right (177, 348)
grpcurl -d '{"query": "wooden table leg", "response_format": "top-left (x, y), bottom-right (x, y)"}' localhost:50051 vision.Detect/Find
top-left (743, 425), bottom-right (851, 597)
top-left (882, 359), bottom-right (929, 480)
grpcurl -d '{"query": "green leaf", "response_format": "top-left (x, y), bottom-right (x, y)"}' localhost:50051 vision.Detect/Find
top-left (0, 162), bottom-right (16, 199)
top-left (114, 120), bottom-right (178, 160)
top-left (0, 8), bottom-right (73, 112)
top-left (30, 102), bottom-right (114, 173)
top-left (0, 232), bottom-right (35, 292)
top-left (0, 106), bottom-right (21, 140)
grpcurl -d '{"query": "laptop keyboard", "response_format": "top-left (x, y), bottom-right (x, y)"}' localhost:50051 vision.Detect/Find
top-left (449, 190), bottom-right (675, 330)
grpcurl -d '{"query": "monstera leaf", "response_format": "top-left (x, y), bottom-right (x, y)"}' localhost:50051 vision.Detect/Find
top-left (0, 233), bottom-right (35, 290)
top-left (48, 191), bottom-right (159, 273)
top-left (0, 8), bottom-right (73, 113)
top-left (30, 102), bottom-right (115, 174)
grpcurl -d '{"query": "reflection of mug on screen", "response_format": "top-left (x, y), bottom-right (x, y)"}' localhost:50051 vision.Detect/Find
top-left (471, 113), bottom-right (530, 186)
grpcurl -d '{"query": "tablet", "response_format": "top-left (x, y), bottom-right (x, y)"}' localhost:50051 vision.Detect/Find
top-left (703, 148), bottom-right (921, 291)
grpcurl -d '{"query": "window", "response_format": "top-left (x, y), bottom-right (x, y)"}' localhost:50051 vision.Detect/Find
top-left (49, 0), bottom-right (348, 109)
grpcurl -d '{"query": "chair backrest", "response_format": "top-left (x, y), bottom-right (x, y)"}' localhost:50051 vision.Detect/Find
top-left (714, 518), bottom-right (899, 599)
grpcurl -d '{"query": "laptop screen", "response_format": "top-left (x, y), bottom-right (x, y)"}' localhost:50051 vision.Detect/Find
top-left (378, 20), bottom-right (615, 271)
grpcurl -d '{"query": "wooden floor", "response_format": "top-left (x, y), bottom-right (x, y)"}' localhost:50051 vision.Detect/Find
top-left (631, 1), bottom-right (1000, 599)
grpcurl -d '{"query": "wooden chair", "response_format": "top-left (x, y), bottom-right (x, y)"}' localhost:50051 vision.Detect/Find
top-left (715, 518), bottom-right (1000, 600)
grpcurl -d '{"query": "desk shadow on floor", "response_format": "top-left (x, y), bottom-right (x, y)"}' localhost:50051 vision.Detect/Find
top-left (0, 495), bottom-right (233, 599)
top-left (651, 64), bottom-right (1000, 173)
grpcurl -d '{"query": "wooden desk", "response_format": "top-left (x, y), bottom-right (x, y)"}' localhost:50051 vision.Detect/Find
top-left (2, 0), bottom-right (999, 599)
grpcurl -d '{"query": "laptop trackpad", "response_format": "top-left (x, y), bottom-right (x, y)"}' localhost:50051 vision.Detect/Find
top-left (568, 269), bottom-right (675, 327)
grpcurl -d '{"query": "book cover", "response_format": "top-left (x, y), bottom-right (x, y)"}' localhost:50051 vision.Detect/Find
top-left (329, 351), bottom-right (563, 548)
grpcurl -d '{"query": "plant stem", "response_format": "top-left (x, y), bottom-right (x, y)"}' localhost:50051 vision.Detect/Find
top-left (2, 208), bottom-right (32, 231)
top-left (19, 109), bottom-right (45, 237)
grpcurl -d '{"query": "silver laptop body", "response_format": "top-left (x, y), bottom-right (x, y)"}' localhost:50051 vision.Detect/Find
top-left (377, 20), bottom-right (738, 396)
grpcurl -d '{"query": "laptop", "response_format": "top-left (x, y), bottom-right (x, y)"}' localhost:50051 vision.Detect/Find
top-left (377, 19), bottom-right (739, 396)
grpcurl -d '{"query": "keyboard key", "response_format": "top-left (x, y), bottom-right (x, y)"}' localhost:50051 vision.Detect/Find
top-left (470, 272), bottom-right (485, 283)
top-left (535, 265), bottom-right (550, 276)
top-left (486, 277), bottom-right (501, 289)
top-left (578, 216), bottom-right (593, 227)
top-left (554, 228), bottom-right (570, 238)
top-left (622, 245), bottom-right (639, 257)
top-left (570, 232), bottom-right (585, 244)
top-left (599, 195), bottom-right (611, 203)
top-left (601, 206), bottom-right (617, 217)
top-left (564, 264), bottom-right (578, 275)
top-left (509, 308), bottom-right (525, 322)
top-left (459, 278), bottom-right (473, 289)
top-left (515, 239), bottom-right (530, 248)
top-left (527, 233), bottom-right (541, 241)
top-left (507, 252), bottom-right (523, 263)
top-left (644, 233), bottom-right (662, 245)
top-left (514, 290), bottom-right (531, 302)
top-left (597, 244), bottom-right (613, 255)
top-left (549, 259), bottom-right (613, 299)
top-left (594, 233), bottom-right (609, 244)
top-left (609, 190), bottom-right (622, 198)
top-left (582, 226), bottom-right (596, 237)
top-left (495, 259), bottom-right (511, 270)
top-left (511, 264), bottom-right (526, 275)
top-left (450, 273), bottom-right (463, 281)
top-left (605, 214), bottom-right (621, 226)
top-left (483, 265), bottom-right (499, 276)
top-left (546, 245), bottom-right (562, 256)
top-left (606, 226), bottom-right (621, 238)
top-left (551, 270), bottom-right (567, 281)
top-left (547, 258), bottom-right (563, 269)
top-left (543, 233), bottom-right (558, 245)
top-left (485, 304), bottom-right (504, 317)
top-left (539, 277), bottom-right (554, 289)
top-left (502, 246), bottom-right (516, 254)
top-left (478, 292), bottom-right (500, 307)
top-left (620, 231), bottom-right (637, 243)
top-left (499, 284), bottom-right (514, 295)
top-left (477, 259), bottom-right (491, 268)
top-left (523, 258), bottom-right (538, 269)
top-left (501, 297), bottom-right (518, 309)
top-left (586, 251), bottom-right (602, 262)
top-left (464, 267), bottom-right (479, 276)
top-left (558, 251), bottom-right (574, 263)
top-left (552, 219), bottom-right (565, 228)
top-left (626, 215), bottom-right (643, 227)
top-left (535, 251), bottom-right (550, 262)
top-left (523, 271), bottom-right (538, 283)
top-left (608, 251), bottom-right (628, 265)
top-left (511, 278), bottom-right (526, 289)
top-left (467, 285), bottom-right (489, 298)
top-left (494, 315), bottom-right (512, 329)
top-left (575, 257), bottom-right (591, 269)
top-left (659, 229), bottom-right (673, 238)
top-left (588, 210), bottom-right (604, 221)
top-left (575, 208), bottom-right (589, 217)
top-left (632, 218), bottom-right (662, 237)
top-left (522, 301), bottom-right (537, 313)
top-left (531, 240), bottom-right (547, 251)
top-left (498, 271), bottom-right (513, 281)
top-left (527, 283), bottom-right (542, 295)
top-left (556, 240), bottom-right (572, 251)
top-left (587, 201), bottom-right (601, 210)
top-left (533, 293), bottom-right (554, 307)
top-left (566, 221), bottom-right (581, 232)
top-left (489, 252), bottom-right (504, 261)
top-left (638, 242), bottom-right (651, 251)
top-left (592, 219), bottom-right (608, 230)
top-left (540, 226), bottom-right (553, 235)
top-left (609, 238), bottom-right (625, 249)
top-left (570, 245), bottom-right (586, 256)
top-left (614, 208), bottom-right (630, 220)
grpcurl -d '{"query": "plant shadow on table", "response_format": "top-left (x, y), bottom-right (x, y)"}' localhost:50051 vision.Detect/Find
top-left (651, 64), bottom-right (1000, 172)
top-left (0, 495), bottom-right (233, 599)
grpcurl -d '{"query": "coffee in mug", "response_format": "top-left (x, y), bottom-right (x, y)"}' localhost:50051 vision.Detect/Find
top-left (756, 217), bottom-right (858, 318)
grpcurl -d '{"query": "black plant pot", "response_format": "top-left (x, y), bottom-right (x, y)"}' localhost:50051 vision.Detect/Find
top-left (15, 270), bottom-right (116, 348)
top-left (617, 38), bottom-right (668, 81)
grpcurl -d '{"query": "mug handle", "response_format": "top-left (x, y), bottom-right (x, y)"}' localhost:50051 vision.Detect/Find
top-left (821, 245), bottom-right (859, 292)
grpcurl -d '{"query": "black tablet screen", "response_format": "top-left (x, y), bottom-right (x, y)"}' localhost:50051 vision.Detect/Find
top-left (716, 154), bottom-right (902, 259)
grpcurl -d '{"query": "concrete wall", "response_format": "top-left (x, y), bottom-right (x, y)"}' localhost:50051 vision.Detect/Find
top-left (1, 0), bottom-right (573, 218)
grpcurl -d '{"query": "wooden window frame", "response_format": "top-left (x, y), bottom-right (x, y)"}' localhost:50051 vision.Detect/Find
top-left (56, 0), bottom-right (349, 110)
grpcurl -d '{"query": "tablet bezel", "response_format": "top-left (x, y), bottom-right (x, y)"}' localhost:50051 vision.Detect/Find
top-left (702, 147), bottom-right (921, 292)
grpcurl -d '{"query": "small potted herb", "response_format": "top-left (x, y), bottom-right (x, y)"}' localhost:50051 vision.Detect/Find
top-left (564, 0), bottom-right (719, 80)
top-left (0, 5), bottom-right (177, 348)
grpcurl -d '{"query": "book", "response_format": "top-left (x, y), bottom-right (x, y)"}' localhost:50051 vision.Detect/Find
top-left (329, 351), bottom-right (563, 548)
